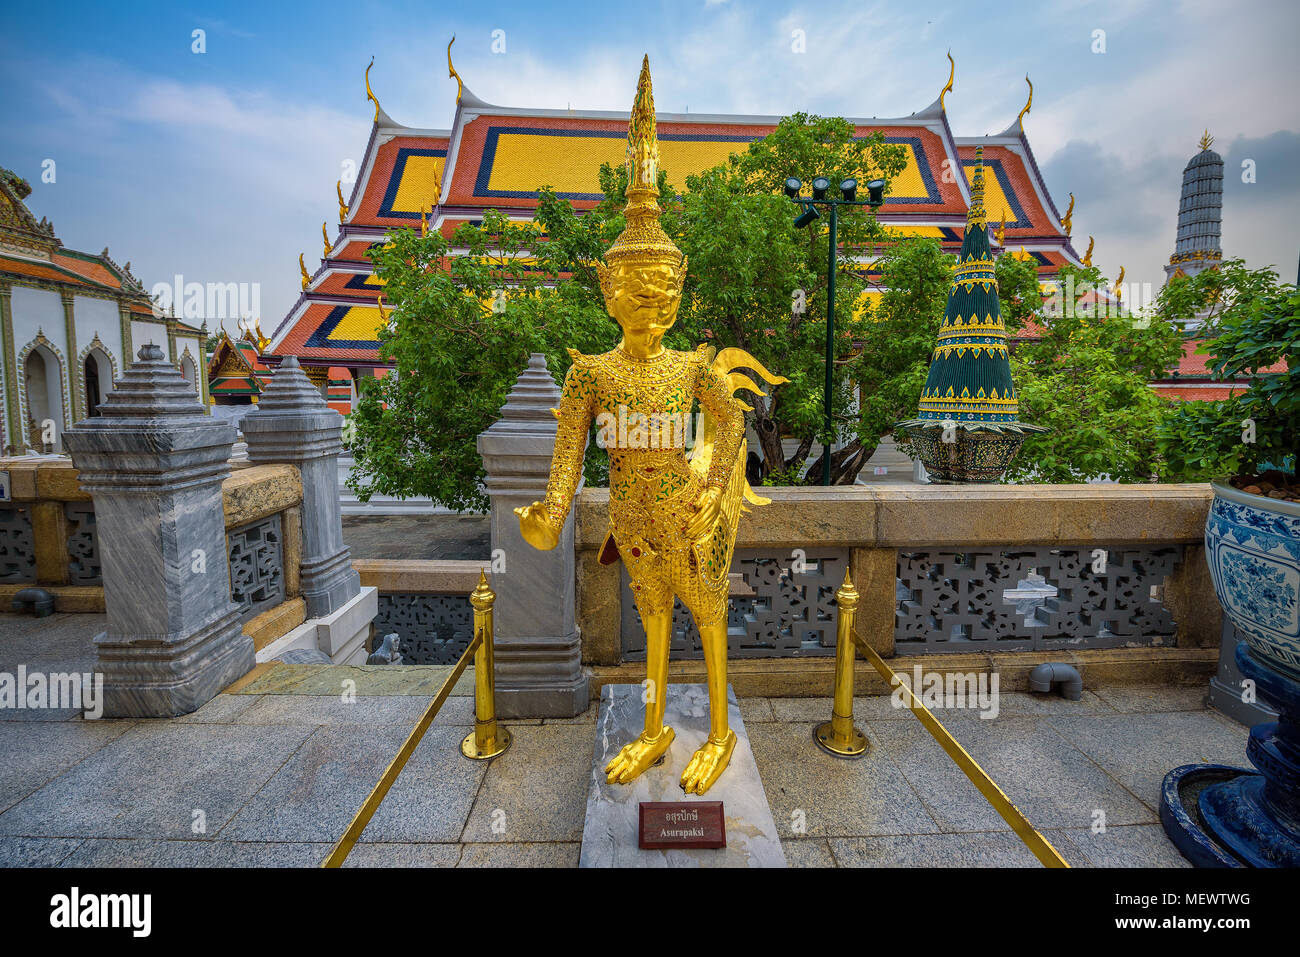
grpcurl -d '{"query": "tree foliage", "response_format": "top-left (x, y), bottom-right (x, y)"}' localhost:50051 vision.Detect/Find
top-left (1156, 260), bottom-right (1299, 480)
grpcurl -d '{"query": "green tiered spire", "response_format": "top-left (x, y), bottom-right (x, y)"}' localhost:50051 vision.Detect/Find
top-left (898, 146), bottom-right (1046, 483)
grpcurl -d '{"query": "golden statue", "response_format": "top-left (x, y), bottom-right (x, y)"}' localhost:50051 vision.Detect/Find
top-left (515, 56), bottom-right (785, 795)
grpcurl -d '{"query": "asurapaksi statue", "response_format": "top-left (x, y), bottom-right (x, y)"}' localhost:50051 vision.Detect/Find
top-left (514, 55), bottom-right (786, 795)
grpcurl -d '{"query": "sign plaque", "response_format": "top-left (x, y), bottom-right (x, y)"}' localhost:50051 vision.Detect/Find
top-left (638, 801), bottom-right (726, 850)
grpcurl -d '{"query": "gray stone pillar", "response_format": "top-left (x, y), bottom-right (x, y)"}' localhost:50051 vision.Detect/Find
top-left (478, 354), bottom-right (589, 718)
top-left (63, 344), bottom-right (253, 717)
top-left (240, 355), bottom-right (360, 617)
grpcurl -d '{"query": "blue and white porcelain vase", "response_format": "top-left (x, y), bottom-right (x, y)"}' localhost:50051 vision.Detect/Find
top-left (1160, 481), bottom-right (1300, 867)
top-left (1204, 481), bottom-right (1300, 678)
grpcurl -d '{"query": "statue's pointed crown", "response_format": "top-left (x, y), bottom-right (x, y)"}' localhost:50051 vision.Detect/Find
top-left (602, 55), bottom-right (684, 273)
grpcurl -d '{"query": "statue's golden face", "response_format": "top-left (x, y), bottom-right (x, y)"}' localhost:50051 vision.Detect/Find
top-left (600, 261), bottom-right (683, 335)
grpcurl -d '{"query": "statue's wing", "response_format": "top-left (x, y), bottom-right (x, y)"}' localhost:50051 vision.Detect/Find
top-left (688, 347), bottom-right (790, 509)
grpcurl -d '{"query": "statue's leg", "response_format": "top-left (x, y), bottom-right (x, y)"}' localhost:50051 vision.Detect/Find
top-left (604, 587), bottom-right (676, 785)
top-left (680, 617), bottom-right (736, 795)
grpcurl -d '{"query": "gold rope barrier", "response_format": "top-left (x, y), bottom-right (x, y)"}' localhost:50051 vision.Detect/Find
top-left (816, 570), bottom-right (1069, 869)
top-left (322, 571), bottom-right (509, 868)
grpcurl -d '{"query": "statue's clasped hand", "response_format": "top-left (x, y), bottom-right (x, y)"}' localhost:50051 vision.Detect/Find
top-left (514, 501), bottom-right (560, 551)
top-left (684, 485), bottom-right (724, 540)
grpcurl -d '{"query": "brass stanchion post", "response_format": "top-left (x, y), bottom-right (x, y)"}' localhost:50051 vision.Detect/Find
top-left (814, 568), bottom-right (868, 757)
top-left (461, 570), bottom-right (512, 760)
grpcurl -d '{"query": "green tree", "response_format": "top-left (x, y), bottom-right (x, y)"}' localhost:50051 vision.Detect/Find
top-left (1005, 262), bottom-right (1184, 483)
top-left (1157, 261), bottom-right (1298, 481)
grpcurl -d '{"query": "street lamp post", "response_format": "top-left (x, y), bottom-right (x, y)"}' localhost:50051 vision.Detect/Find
top-left (785, 176), bottom-right (885, 484)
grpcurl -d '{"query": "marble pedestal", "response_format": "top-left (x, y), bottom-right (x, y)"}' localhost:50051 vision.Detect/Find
top-left (579, 684), bottom-right (786, 867)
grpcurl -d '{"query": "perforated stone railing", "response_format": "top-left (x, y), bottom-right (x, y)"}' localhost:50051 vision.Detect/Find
top-left (578, 484), bottom-right (1223, 665)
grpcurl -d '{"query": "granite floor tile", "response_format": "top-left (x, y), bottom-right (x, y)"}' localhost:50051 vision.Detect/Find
top-left (345, 843), bottom-right (462, 867)
top-left (171, 693), bottom-right (263, 724)
top-left (261, 665), bottom-right (475, 697)
top-left (457, 842), bottom-right (580, 867)
top-left (0, 719), bottom-right (135, 814)
top-left (925, 714), bottom-right (1158, 829)
top-left (58, 839), bottom-right (330, 867)
top-left (1090, 684), bottom-right (1210, 714)
top-left (781, 838), bottom-right (833, 867)
top-left (0, 723), bottom-right (313, 839)
top-left (0, 836), bottom-right (85, 867)
top-left (461, 724), bottom-right (592, 843)
top-left (219, 724), bottom-right (442, 843)
top-left (231, 694), bottom-right (431, 726)
top-left (61, 838), bottom-right (236, 867)
top-left (1047, 711), bottom-right (1248, 812)
top-left (1052, 824), bottom-right (1192, 868)
top-left (747, 721), bottom-right (939, 839)
top-left (739, 697), bottom-right (775, 723)
top-left (229, 663), bottom-right (330, 694)
top-left (360, 727), bottom-right (489, 843)
top-left (831, 831), bottom-right (1044, 867)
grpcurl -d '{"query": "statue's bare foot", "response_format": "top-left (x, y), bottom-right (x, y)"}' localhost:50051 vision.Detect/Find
top-left (605, 727), bottom-right (675, 785)
top-left (680, 730), bottom-right (736, 794)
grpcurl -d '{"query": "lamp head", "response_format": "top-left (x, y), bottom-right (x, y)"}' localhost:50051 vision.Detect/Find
top-left (793, 205), bottom-right (820, 229)
top-left (865, 179), bottom-right (886, 206)
top-left (783, 177), bottom-right (802, 199)
top-left (839, 178), bottom-right (857, 202)
top-left (811, 177), bottom-right (830, 201)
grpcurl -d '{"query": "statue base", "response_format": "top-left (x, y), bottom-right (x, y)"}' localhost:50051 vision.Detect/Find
top-left (578, 683), bottom-right (786, 867)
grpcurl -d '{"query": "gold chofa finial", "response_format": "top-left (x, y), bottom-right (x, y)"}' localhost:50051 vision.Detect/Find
top-left (1199, 129), bottom-right (1214, 151)
top-left (1115, 264), bottom-right (1125, 301)
top-left (336, 181), bottom-right (349, 222)
top-left (299, 253), bottom-right (309, 291)
top-left (448, 36), bottom-right (464, 105)
top-left (322, 222), bottom-right (331, 259)
top-left (994, 209), bottom-right (1006, 246)
top-left (420, 208), bottom-right (428, 237)
top-left (365, 57), bottom-right (381, 122)
top-left (1083, 236), bottom-right (1094, 267)
top-left (967, 145), bottom-right (986, 228)
top-left (377, 295), bottom-right (390, 325)
top-left (939, 50), bottom-right (955, 112)
top-left (1061, 192), bottom-right (1075, 234)
top-left (1016, 75), bottom-right (1033, 132)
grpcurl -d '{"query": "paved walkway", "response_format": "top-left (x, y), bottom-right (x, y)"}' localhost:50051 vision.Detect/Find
top-left (0, 613), bottom-right (1248, 867)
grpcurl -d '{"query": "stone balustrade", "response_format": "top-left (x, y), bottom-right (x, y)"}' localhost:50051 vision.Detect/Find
top-left (0, 455), bottom-right (309, 653)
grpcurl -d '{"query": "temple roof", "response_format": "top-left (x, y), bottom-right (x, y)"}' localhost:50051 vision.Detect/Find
top-left (271, 60), bottom-right (1080, 365)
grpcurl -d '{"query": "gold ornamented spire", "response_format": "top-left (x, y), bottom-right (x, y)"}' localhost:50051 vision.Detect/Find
top-left (365, 57), bottom-right (381, 122)
top-left (299, 253), bottom-right (310, 291)
top-left (1083, 236), bottom-right (1094, 267)
top-left (1199, 129), bottom-right (1214, 151)
top-left (967, 145), bottom-right (986, 228)
top-left (336, 181), bottom-right (349, 222)
top-left (448, 36), bottom-right (464, 105)
top-left (1060, 192), bottom-right (1074, 234)
top-left (597, 55), bottom-right (685, 301)
top-left (1016, 75), bottom-right (1033, 132)
top-left (321, 222), bottom-right (331, 259)
top-left (939, 50), bottom-right (955, 112)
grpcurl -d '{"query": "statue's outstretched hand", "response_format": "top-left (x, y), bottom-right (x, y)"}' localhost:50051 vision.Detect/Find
top-left (685, 485), bottom-right (724, 540)
top-left (514, 501), bottom-right (560, 551)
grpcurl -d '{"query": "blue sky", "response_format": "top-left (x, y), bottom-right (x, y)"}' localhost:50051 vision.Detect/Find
top-left (2, 0), bottom-right (1297, 329)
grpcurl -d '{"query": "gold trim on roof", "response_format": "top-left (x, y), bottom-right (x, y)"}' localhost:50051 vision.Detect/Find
top-left (1016, 75), bottom-right (1033, 132)
top-left (939, 51), bottom-right (955, 112)
top-left (365, 57), bottom-right (381, 122)
top-left (1060, 192), bottom-right (1074, 234)
top-left (448, 36), bottom-right (464, 105)
top-left (337, 181), bottom-right (349, 222)
top-left (1199, 129), bottom-right (1214, 151)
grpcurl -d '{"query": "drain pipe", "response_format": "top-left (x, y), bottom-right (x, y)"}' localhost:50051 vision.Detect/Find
top-left (1029, 662), bottom-right (1082, 701)
top-left (11, 587), bottom-right (56, 618)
